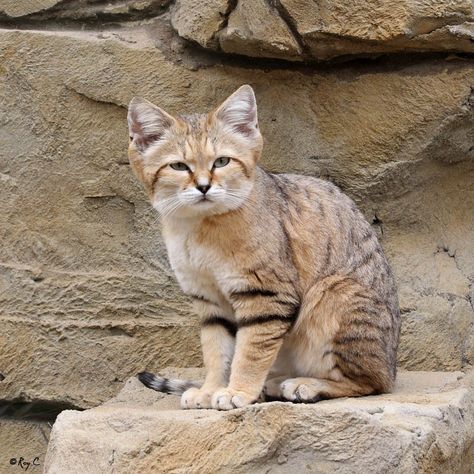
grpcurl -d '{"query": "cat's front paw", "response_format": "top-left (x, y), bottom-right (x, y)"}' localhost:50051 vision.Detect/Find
top-left (181, 387), bottom-right (217, 409)
top-left (211, 388), bottom-right (256, 410)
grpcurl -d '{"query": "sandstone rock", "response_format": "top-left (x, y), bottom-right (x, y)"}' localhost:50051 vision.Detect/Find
top-left (1, 316), bottom-right (200, 408)
top-left (218, 0), bottom-right (302, 60)
top-left (170, 0), bottom-right (474, 60)
top-left (44, 369), bottom-right (474, 473)
top-left (0, 418), bottom-right (51, 472)
top-left (0, 28), bottom-right (473, 408)
top-left (0, 0), bottom-right (61, 18)
top-left (280, 0), bottom-right (474, 60)
top-left (171, 0), bottom-right (230, 49)
top-left (0, 0), bottom-right (170, 22)
top-left (3, 1), bottom-right (473, 60)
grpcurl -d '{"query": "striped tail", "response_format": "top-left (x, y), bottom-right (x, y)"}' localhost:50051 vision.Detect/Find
top-left (137, 371), bottom-right (200, 395)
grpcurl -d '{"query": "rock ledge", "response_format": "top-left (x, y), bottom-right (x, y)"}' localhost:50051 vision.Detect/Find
top-left (44, 369), bottom-right (474, 473)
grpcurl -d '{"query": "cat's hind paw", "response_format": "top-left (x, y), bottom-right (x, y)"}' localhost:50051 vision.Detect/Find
top-left (211, 388), bottom-right (256, 410)
top-left (280, 378), bottom-right (327, 403)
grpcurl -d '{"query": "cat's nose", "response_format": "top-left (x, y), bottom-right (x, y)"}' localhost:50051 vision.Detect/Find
top-left (196, 184), bottom-right (211, 195)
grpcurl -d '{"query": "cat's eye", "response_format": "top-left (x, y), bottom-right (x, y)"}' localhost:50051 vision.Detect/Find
top-left (170, 162), bottom-right (190, 171)
top-left (213, 157), bottom-right (230, 168)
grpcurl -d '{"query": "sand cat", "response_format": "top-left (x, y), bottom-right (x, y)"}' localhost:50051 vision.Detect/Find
top-left (127, 85), bottom-right (400, 410)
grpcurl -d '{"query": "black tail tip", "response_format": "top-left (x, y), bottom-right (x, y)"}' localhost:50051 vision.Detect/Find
top-left (137, 371), bottom-right (155, 388)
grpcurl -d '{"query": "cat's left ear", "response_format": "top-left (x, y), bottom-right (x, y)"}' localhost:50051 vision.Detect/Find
top-left (213, 85), bottom-right (260, 139)
top-left (128, 97), bottom-right (176, 153)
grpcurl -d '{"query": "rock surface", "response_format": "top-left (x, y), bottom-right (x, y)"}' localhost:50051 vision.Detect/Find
top-left (44, 369), bottom-right (474, 473)
top-left (3, 1), bottom-right (473, 61)
top-left (171, 0), bottom-right (474, 61)
top-left (171, 0), bottom-right (229, 49)
top-left (0, 418), bottom-right (51, 473)
top-left (0, 0), bottom-right (62, 18)
top-left (278, 0), bottom-right (474, 60)
top-left (218, 0), bottom-right (303, 60)
top-left (0, 0), bottom-right (170, 22)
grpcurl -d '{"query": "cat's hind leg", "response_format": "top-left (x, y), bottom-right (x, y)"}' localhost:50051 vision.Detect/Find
top-left (279, 375), bottom-right (374, 403)
top-left (281, 275), bottom-right (397, 403)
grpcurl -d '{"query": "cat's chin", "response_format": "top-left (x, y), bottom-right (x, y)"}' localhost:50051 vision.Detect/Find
top-left (156, 200), bottom-right (242, 220)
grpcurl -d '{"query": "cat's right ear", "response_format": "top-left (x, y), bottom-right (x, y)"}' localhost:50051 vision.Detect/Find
top-left (127, 97), bottom-right (176, 153)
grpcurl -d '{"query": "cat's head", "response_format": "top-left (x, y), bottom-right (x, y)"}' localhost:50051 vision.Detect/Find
top-left (127, 85), bottom-right (263, 219)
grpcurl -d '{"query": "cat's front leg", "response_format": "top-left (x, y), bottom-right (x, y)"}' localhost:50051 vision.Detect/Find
top-left (212, 294), bottom-right (298, 410)
top-left (181, 303), bottom-right (236, 409)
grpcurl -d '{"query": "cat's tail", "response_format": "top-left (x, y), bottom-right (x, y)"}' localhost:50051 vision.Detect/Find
top-left (137, 371), bottom-right (200, 395)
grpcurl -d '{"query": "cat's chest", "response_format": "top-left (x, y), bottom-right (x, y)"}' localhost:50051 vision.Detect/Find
top-left (167, 233), bottom-right (213, 273)
top-left (163, 223), bottom-right (225, 296)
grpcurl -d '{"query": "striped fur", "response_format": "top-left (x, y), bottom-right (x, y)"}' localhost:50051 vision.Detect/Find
top-left (130, 85), bottom-right (400, 410)
top-left (138, 372), bottom-right (199, 394)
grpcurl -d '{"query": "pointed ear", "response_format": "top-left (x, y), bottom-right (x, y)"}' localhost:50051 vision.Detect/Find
top-left (213, 85), bottom-right (259, 139)
top-left (128, 97), bottom-right (176, 152)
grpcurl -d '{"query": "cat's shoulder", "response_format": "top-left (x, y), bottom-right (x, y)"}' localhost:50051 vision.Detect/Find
top-left (262, 168), bottom-right (344, 199)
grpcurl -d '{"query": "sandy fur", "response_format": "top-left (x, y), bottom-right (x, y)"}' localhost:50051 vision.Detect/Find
top-left (128, 85), bottom-right (400, 409)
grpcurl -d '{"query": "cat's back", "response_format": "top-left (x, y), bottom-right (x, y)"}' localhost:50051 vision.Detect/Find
top-left (267, 170), bottom-right (397, 308)
top-left (268, 171), bottom-right (368, 245)
top-left (276, 172), bottom-right (355, 215)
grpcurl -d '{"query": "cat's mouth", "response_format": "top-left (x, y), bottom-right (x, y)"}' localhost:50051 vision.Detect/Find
top-left (196, 196), bottom-right (212, 204)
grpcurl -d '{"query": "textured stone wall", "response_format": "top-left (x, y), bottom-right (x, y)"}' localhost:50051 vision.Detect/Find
top-left (0, 0), bottom-right (473, 433)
